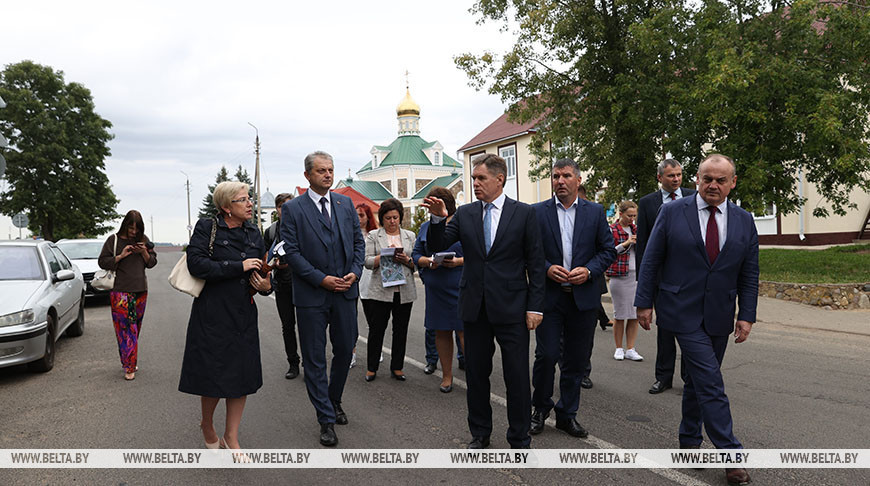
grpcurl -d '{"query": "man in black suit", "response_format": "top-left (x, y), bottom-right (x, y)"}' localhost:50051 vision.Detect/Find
top-left (264, 192), bottom-right (300, 380)
top-left (635, 158), bottom-right (696, 394)
top-left (423, 154), bottom-right (546, 449)
top-left (530, 159), bottom-right (616, 438)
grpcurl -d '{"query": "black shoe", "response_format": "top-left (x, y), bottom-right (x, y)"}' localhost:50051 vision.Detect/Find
top-left (468, 436), bottom-right (490, 449)
top-left (439, 381), bottom-right (453, 393)
top-left (580, 377), bottom-right (593, 389)
top-left (333, 402), bottom-right (348, 425)
top-left (529, 408), bottom-right (548, 435)
top-left (649, 380), bottom-right (673, 394)
top-left (424, 362), bottom-right (437, 374)
top-left (555, 418), bottom-right (589, 438)
top-left (390, 370), bottom-right (406, 381)
top-left (319, 424), bottom-right (337, 447)
top-left (365, 371), bottom-right (376, 382)
top-left (285, 363), bottom-right (300, 380)
top-left (458, 358), bottom-right (466, 370)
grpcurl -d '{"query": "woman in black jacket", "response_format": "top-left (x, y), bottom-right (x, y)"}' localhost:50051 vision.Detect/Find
top-left (178, 181), bottom-right (271, 451)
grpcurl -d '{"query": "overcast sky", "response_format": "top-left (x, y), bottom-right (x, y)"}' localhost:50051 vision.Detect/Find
top-left (1, 0), bottom-right (516, 243)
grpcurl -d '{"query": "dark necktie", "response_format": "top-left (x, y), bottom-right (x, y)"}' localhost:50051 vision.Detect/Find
top-left (669, 192), bottom-right (676, 201)
top-left (705, 206), bottom-right (719, 264)
top-left (320, 197), bottom-right (331, 225)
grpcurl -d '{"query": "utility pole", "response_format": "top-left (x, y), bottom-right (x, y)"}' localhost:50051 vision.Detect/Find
top-left (248, 122), bottom-right (262, 233)
top-left (181, 170), bottom-right (192, 240)
top-left (150, 215), bottom-right (155, 242)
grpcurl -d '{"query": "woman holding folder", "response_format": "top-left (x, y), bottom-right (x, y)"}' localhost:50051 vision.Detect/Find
top-left (363, 198), bottom-right (417, 382)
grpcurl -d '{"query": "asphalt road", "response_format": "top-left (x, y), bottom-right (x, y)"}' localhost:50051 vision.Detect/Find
top-left (1, 252), bottom-right (868, 485)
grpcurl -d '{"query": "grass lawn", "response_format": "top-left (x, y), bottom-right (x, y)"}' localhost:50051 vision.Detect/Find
top-left (759, 244), bottom-right (870, 284)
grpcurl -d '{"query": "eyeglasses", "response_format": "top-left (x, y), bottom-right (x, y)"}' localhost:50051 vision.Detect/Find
top-left (231, 197), bottom-right (252, 204)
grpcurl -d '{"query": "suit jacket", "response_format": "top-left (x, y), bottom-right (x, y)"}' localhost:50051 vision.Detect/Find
top-left (533, 198), bottom-right (616, 312)
top-left (427, 197), bottom-right (546, 324)
top-left (634, 196), bottom-right (759, 336)
top-left (636, 187), bottom-right (696, 272)
top-left (279, 191), bottom-right (365, 307)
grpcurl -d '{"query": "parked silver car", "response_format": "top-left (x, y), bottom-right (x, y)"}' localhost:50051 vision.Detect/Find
top-left (0, 241), bottom-right (85, 372)
top-left (56, 238), bottom-right (109, 298)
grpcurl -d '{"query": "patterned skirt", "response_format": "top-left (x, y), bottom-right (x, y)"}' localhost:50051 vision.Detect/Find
top-left (110, 291), bottom-right (148, 373)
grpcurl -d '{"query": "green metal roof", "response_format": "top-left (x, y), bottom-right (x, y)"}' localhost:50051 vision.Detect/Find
top-left (412, 173), bottom-right (462, 199)
top-left (357, 135), bottom-right (462, 174)
top-left (337, 179), bottom-right (393, 201)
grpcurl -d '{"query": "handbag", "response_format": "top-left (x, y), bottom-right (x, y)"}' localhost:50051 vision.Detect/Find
top-left (169, 218), bottom-right (217, 298)
top-left (91, 235), bottom-right (118, 291)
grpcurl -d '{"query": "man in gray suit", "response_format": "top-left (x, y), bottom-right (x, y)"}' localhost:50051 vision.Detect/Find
top-left (281, 151), bottom-right (365, 447)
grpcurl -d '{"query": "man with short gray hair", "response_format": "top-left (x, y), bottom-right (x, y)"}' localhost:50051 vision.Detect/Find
top-left (636, 158), bottom-right (695, 395)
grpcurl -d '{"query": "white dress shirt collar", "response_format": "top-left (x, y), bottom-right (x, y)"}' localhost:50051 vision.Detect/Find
top-left (308, 188), bottom-right (331, 207)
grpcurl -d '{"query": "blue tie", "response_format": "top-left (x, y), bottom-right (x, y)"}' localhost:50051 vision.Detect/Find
top-left (483, 202), bottom-right (494, 254)
top-left (320, 197), bottom-right (331, 225)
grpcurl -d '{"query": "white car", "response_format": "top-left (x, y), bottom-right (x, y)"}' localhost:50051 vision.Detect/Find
top-left (0, 241), bottom-right (85, 372)
top-left (56, 238), bottom-right (110, 298)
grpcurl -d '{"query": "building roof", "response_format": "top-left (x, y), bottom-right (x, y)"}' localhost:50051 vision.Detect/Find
top-left (458, 111), bottom-right (539, 152)
top-left (334, 179), bottom-right (393, 202)
top-left (357, 135), bottom-right (462, 173)
top-left (411, 173), bottom-right (462, 199)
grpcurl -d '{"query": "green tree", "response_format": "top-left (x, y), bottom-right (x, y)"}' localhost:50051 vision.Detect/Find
top-left (0, 61), bottom-right (118, 240)
top-left (198, 166), bottom-right (230, 218)
top-left (409, 207), bottom-right (427, 236)
top-left (456, 0), bottom-right (870, 216)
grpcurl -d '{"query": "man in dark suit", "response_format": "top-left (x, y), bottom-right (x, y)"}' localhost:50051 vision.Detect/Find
top-left (264, 192), bottom-right (300, 380)
top-left (636, 154), bottom-right (758, 486)
top-left (530, 159), bottom-right (616, 438)
top-left (635, 158), bottom-right (696, 395)
top-left (281, 151), bottom-right (365, 447)
top-left (422, 153), bottom-right (545, 449)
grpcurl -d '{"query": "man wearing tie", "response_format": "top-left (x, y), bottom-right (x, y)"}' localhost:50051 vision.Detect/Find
top-left (636, 158), bottom-right (696, 395)
top-left (636, 154), bottom-right (757, 486)
top-left (530, 159), bottom-right (616, 438)
top-left (280, 151), bottom-right (365, 447)
top-left (422, 154), bottom-right (545, 449)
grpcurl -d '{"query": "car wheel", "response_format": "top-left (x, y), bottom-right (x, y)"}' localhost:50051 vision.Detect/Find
top-left (67, 293), bottom-right (85, 337)
top-left (29, 314), bottom-right (57, 373)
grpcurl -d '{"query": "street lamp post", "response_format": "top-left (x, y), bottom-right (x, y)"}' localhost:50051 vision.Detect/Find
top-left (248, 122), bottom-right (262, 233)
top-left (181, 170), bottom-right (192, 240)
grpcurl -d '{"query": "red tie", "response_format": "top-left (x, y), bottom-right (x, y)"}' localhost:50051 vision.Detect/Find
top-left (705, 206), bottom-right (719, 264)
top-left (669, 192), bottom-right (676, 201)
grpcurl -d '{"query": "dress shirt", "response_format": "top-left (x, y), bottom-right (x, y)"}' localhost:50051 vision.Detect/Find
top-left (307, 188), bottom-right (331, 219)
top-left (661, 188), bottom-right (684, 204)
top-left (696, 193), bottom-right (727, 251)
top-left (555, 196), bottom-right (578, 275)
top-left (481, 192), bottom-right (507, 250)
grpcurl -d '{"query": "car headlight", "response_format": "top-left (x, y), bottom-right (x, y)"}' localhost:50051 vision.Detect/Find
top-left (0, 309), bottom-right (35, 327)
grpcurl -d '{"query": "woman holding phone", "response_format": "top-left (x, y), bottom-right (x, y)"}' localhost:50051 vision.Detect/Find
top-left (362, 198), bottom-right (417, 382)
top-left (97, 209), bottom-right (157, 381)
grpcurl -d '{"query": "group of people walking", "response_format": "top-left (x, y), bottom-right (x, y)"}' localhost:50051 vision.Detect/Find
top-left (96, 149), bottom-right (757, 485)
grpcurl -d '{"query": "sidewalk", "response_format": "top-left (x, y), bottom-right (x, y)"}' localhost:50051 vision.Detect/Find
top-left (755, 296), bottom-right (870, 336)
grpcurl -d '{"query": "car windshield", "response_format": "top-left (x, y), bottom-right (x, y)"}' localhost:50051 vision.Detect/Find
top-left (56, 241), bottom-right (103, 260)
top-left (0, 247), bottom-right (45, 280)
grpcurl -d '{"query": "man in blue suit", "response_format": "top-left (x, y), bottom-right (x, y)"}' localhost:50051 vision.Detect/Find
top-left (423, 153), bottom-right (546, 449)
top-left (280, 151), bottom-right (365, 447)
top-left (636, 154), bottom-right (757, 486)
top-left (530, 158), bottom-right (616, 438)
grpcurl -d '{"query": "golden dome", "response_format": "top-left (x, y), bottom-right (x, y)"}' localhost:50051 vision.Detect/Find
top-left (396, 89), bottom-right (420, 116)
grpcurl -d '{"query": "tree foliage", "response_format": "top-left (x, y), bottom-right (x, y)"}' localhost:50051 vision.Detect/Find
top-left (197, 164), bottom-right (260, 223)
top-left (409, 207), bottom-right (427, 235)
top-left (456, 0), bottom-right (870, 216)
top-left (0, 61), bottom-right (118, 240)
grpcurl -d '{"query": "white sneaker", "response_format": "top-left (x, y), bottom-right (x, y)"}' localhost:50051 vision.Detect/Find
top-left (379, 352), bottom-right (384, 363)
top-left (349, 352), bottom-right (356, 369)
top-left (613, 348), bottom-right (625, 360)
top-left (625, 348), bottom-right (644, 361)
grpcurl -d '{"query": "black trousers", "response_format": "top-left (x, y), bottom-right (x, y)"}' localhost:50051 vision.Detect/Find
top-left (655, 326), bottom-right (688, 385)
top-left (464, 304), bottom-right (531, 448)
top-left (365, 293), bottom-right (413, 372)
top-left (274, 283), bottom-right (299, 365)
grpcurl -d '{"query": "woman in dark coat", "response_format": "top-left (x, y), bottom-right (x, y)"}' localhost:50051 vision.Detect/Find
top-left (178, 181), bottom-right (271, 451)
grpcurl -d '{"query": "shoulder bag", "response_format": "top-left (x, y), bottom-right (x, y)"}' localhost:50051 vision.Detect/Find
top-left (169, 218), bottom-right (217, 298)
top-left (91, 235), bottom-right (118, 291)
